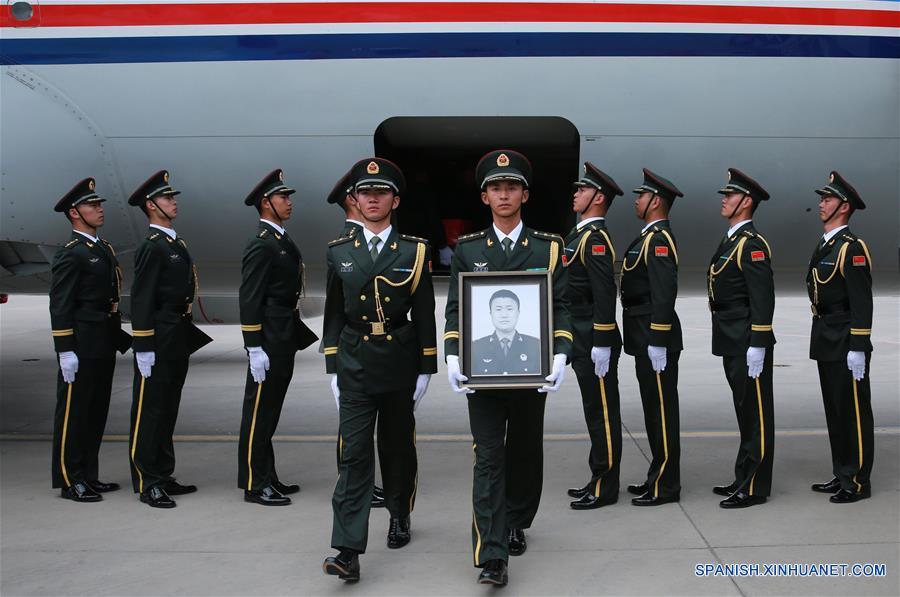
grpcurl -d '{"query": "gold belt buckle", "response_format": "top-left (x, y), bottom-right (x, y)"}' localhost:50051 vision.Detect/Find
top-left (110, 302), bottom-right (119, 313)
top-left (810, 304), bottom-right (818, 316)
top-left (370, 321), bottom-right (385, 335)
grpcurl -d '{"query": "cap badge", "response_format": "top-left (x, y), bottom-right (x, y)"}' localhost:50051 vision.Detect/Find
top-left (367, 161), bottom-right (380, 175)
top-left (163, 172), bottom-right (169, 183)
top-left (497, 153), bottom-right (509, 167)
top-left (88, 179), bottom-right (95, 191)
top-left (278, 170), bottom-right (284, 181)
top-left (829, 173), bottom-right (835, 183)
top-left (727, 170), bottom-right (732, 181)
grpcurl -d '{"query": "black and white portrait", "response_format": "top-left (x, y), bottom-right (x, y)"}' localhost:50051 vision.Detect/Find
top-left (470, 285), bottom-right (543, 376)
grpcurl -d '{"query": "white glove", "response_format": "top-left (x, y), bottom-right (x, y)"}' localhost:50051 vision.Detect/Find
top-left (247, 346), bottom-right (270, 384)
top-left (648, 345), bottom-right (667, 373)
top-left (330, 375), bottom-right (340, 410)
top-left (847, 351), bottom-right (866, 381)
top-left (747, 346), bottom-right (765, 379)
top-left (59, 351), bottom-right (79, 384)
top-left (136, 351), bottom-right (155, 379)
top-left (446, 355), bottom-right (473, 394)
top-left (439, 245), bottom-right (454, 267)
top-left (591, 346), bottom-right (611, 379)
top-left (539, 354), bottom-right (568, 393)
top-left (413, 374), bottom-right (431, 411)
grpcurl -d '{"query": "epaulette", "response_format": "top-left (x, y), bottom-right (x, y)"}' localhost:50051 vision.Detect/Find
top-left (178, 238), bottom-right (188, 248)
top-left (148, 232), bottom-right (160, 241)
top-left (258, 229), bottom-right (269, 238)
top-left (328, 232), bottom-right (355, 247)
top-left (841, 232), bottom-right (857, 243)
top-left (399, 233), bottom-right (429, 244)
top-left (64, 238), bottom-right (80, 249)
top-left (741, 229), bottom-right (757, 238)
top-left (530, 229), bottom-right (564, 244)
top-left (457, 230), bottom-right (487, 243)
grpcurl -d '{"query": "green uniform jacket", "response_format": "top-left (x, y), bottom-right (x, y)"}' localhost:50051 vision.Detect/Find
top-left (239, 221), bottom-right (317, 354)
top-left (49, 233), bottom-right (131, 356)
top-left (323, 227), bottom-right (437, 392)
top-left (563, 220), bottom-right (622, 355)
top-left (806, 228), bottom-right (873, 361)
top-left (471, 332), bottom-right (542, 375)
top-left (707, 222), bottom-right (776, 356)
top-left (619, 220), bottom-right (682, 354)
top-left (444, 226), bottom-right (573, 359)
top-left (131, 228), bottom-right (211, 358)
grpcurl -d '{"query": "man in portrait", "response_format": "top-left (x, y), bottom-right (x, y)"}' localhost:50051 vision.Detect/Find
top-left (471, 289), bottom-right (541, 375)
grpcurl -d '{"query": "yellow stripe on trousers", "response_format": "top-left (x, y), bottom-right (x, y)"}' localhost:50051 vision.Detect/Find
top-left (247, 382), bottom-right (263, 490)
top-left (59, 383), bottom-right (73, 488)
top-left (654, 373), bottom-right (669, 498)
top-left (852, 379), bottom-right (864, 492)
top-left (595, 377), bottom-right (613, 498)
top-left (749, 377), bottom-right (765, 496)
top-left (130, 377), bottom-right (147, 493)
top-left (473, 512), bottom-right (483, 567)
top-left (409, 424), bottom-right (418, 513)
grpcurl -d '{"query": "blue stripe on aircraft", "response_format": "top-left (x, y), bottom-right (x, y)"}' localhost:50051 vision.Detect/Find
top-left (2, 32), bottom-right (898, 65)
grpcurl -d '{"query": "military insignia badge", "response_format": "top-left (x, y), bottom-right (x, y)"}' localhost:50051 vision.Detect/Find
top-left (852, 255), bottom-right (867, 267)
top-left (390, 241), bottom-right (397, 251)
top-left (340, 261), bottom-right (353, 272)
top-left (280, 249), bottom-right (287, 255)
top-left (497, 153), bottom-right (509, 167)
top-left (169, 253), bottom-right (181, 262)
top-left (278, 170), bottom-right (284, 181)
top-left (367, 161), bottom-right (380, 174)
top-left (522, 238), bottom-right (528, 247)
top-left (592, 245), bottom-right (606, 256)
top-left (88, 179), bottom-right (96, 190)
top-left (89, 257), bottom-right (100, 263)
top-left (655, 246), bottom-right (669, 257)
top-left (751, 250), bottom-right (765, 262)
top-left (520, 353), bottom-right (527, 361)
top-left (561, 255), bottom-right (568, 266)
top-left (428, 260), bottom-right (432, 272)
top-left (473, 262), bottom-right (489, 272)
top-left (163, 171), bottom-right (169, 183)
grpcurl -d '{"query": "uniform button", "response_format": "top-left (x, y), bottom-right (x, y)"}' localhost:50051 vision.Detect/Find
top-left (360, 294), bottom-right (366, 301)
top-left (362, 315), bottom-right (368, 321)
top-left (386, 335), bottom-right (393, 341)
top-left (384, 296), bottom-right (391, 302)
top-left (363, 335), bottom-right (369, 342)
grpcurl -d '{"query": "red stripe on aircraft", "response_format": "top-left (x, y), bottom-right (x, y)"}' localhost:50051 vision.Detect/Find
top-left (2, 2), bottom-right (898, 29)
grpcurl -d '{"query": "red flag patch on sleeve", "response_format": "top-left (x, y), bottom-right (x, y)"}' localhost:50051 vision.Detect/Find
top-left (592, 244), bottom-right (606, 256)
top-left (852, 255), bottom-right (867, 267)
top-left (751, 250), bottom-right (765, 262)
top-left (655, 246), bottom-right (669, 257)
top-left (561, 254), bottom-right (569, 266)
top-left (428, 260), bottom-right (433, 272)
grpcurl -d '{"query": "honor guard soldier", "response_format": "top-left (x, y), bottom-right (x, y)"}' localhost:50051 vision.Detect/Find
top-left (238, 169), bottom-right (318, 506)
top-left (49, 178), bottom-right (132, 502)
top-left (707, 168), bottom-right (776, 509)
top-left (808, 172), bottom-right (874, 504)
top-left (563, 163), bottom-right (625, 511)
top-left (444, 150), bottom-right (572, 586)
top-left (621, 168), bottom-right (683, 506)
top-left (322, 158), bottom-right (436, 582)
top-left (127, 170), bottom-right (212, 508)
top-left (326, 169), bottom-right (387, 509)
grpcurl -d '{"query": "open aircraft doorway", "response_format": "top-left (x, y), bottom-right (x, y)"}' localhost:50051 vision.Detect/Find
top-left (374, 117), bottom-right (580, 275)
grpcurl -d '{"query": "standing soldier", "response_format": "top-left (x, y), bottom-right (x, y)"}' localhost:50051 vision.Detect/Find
top-left (322, 158), bottom-right (436, 582)
top-left (445, 150), bottom-right (571, 586)
top-left (564, 163), bottom-right (624, 510)
top-left (707, 168), bottom-right (775, 509)
top-left (808, 171), bottom-right (874, 503)
top-left (620, 168), bottom-right (683, 507)
top-left (127, 170), bottom-right (212, 508)
top-left (326, 169), bottom-right (387, 509)
top-left (50, 178), bottom-right (131, 501)
top-left (238, 169), bottom-right (318, 506)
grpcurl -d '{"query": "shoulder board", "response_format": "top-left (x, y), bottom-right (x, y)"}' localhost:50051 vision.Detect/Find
top-left (148, 232), bottom-right (161, 241)
top-left (258, 229), bottom-right (269, 238)
top-left (457, 230), bottom-right (487, 243)
top-left (740, 229), bottom-right (757, 238)
top-left (64, 238), bottom-right (80, 248)
top-left (587, 223), bottom-right (599, 232)
top-left (178, 238), bottom-right (188, 248)
top-left (328, 233), bottom-right (355, 247)
top-left (530, 229), bottom-right (564, 244)
top-left (399, 233), bottom-right (429, 244)
top-left (840, 232), bottom-right (857, 243)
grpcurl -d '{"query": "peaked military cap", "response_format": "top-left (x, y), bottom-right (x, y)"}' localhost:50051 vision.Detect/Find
top-left (128, 170), bottom-right (181, 207)
top-left (718, 168), bottom-right (770, 202)
top-left (244, 169), bottom-right (296, 207)
top-left (632, 168), bottom-right (683, 203)
top-left (815, 170), bottom-right (865, 210)
top-left (476, 149), bottom-right (532, 189)
top-left (573, 162), bottom-right (623, 197)
top-left (350, 158), bottom-right (405, 194)
top-left (327, 169), bottom-right (353, 206)
top-left (54, 177), bottom-right (105, 213)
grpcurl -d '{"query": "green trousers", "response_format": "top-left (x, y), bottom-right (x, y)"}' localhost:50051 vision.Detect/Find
top-left (634, 353), bottom-right (681, 499)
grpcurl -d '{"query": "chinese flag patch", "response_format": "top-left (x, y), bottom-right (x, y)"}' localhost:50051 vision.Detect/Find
top-left (751, 250), bottom-right (765, 262)
top-left (592, 245), bottom-right (606, 256)
top-left (561, 254), bottom-right (569, 266)
top-left (655, 246), bottom-right (669, 257)
top-left (852, 255), bottom-right (867, 267)
top-left (428, 260), bottom-right (433, 272)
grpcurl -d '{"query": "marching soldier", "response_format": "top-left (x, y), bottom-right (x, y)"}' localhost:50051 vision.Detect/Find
top-left (238, 169), bottom-right (318, 506)
top-left (445, 150), bottom-right (572, 586)
top-left (322, 158), bottom-right (436, 582)
top-left (707, 168), bottom-right (775, 508)
top-left (127, 170), bottom-right (212, 508)
top-left (563, 163), bottom-right (624, 510)
top-left (49, 178), bottom-right (131, 501)
top-left (620, 168), bottom-right (683, 507)
top-left (808, 171), bottom-right (874, 504)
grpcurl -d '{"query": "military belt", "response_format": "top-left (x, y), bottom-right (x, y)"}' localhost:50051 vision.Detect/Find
top-left (811, 301), bottom-right (850, 316)
top-left (346, 319), bottom-right (409, 336)
top-left (708, 299), bottom-right (749, 313)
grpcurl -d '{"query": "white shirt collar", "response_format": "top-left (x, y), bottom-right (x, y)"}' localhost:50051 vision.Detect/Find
top-left (577, 216), bottom-right (604, 230)
top-left (73, 230), bottom-right (99, 243)
top-left (259, 218), bottom-right (285, 235)
top-left (149, 224), bottom-right (177, 240)
top-left (493, 220), bottom-right (523, 246)
top-left (641, 218), bottom-right (665, 234)
top-left (363, 225), bottom-right (392, 253)
top-left (345, 219), bottom-right (365, 228)
top-left (726, 219), bottom-right (753, 238)
top-left (823, 224), bottom-right (848, 244)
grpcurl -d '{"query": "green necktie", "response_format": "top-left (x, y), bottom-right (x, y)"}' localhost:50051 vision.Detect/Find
top-left (501, 237), bottom-right (513, 256)
top-left (369, 236), bottom-right (381, 261)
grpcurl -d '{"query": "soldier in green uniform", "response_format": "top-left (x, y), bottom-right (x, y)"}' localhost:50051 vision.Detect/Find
top-left (807, 171), bottom-right (874, 504)
top-left (326, 169), bottom-right (387, 509)
top-left (563, 163), bottom-right (624, 511)
top-left (238, 169), bottom-right (318, 506)
top-left (49, 178), bottom-right (131, 502)
top-left (707, 168), bottom-right (776, 509)
top-left (620, 168), bottom-right (683, 507)
top-left (127, 170), bottom-right (212, 508)
top-left (444, 150), bottom-right (572, 586)
top-left (322, 158), bottom-right (436, 582)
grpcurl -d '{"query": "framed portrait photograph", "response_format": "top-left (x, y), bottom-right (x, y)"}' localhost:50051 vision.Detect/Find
top-left (459, 270), bottom-right (553, 390)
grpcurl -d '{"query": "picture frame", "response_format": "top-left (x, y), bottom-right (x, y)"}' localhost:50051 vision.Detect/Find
top-left (458, 270), bottom-right (553, 390)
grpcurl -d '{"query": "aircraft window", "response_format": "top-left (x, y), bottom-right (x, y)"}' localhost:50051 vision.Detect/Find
top-left (11, 2), bottom-right (33, 21)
